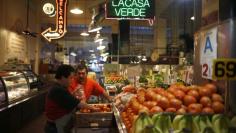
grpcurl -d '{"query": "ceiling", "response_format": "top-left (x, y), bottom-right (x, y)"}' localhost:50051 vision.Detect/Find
top-left (38, 0), bottom-right (195, 64)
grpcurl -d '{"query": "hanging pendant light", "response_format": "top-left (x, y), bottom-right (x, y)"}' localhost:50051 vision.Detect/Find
top-left (80, 32), bottom-right (89, 36)
top-left (70, 0), bottom-right (83, 15)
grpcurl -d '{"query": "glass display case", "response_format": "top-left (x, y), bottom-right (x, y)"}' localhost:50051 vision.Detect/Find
top-left (0, 71), bottom-right (30, 102)
top-left (0, 78), bottom-right (7, 106)
top-left (22, 70), bottom-right (40, 90)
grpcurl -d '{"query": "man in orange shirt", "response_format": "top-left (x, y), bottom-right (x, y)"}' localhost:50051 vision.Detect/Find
top-left (68, 64), bottom-right (112, 102)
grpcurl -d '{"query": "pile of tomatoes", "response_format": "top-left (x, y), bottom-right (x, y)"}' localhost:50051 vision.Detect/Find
top-left (80, 104), bottom-right (112, 113)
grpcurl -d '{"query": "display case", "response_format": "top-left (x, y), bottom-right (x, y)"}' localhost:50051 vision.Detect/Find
top-left (0, 78), bottom-right (7, 106)
top-left (0, 71), bottom-right (30, 102)
top-left (22, 70), bottom-right (40, 90)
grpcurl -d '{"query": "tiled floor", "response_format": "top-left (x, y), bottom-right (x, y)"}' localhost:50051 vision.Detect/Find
top-left (18, 114), bottom-right (47, 133)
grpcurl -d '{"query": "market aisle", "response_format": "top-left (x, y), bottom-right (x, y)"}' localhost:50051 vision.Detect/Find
top-left (18, 114), bottom-right (46, 133)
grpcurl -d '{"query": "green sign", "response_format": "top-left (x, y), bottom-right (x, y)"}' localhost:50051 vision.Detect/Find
top-left (106, 0), bottom-right (155, 19)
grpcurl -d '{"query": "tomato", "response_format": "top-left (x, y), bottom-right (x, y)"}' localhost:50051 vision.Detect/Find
top-left (174, 90), bottom-right (186, 100)
top-left (200, 96), bottom-right (212, 107)
top-left (166, 92), bottom-right (176, 100)
top-left (202, 107), bottom-right (214, 114)
top-left (169, 98), bottom-right (182, 109)
top-left (176, 108), bottom-right (187, 114)
top-left (165, 108), bottom-right (177, 113)
top-left (143, 101), bottom-right (157, 109)
top-left (188, 103), bottom-right (202, 114)
top-left (199, 87), bottom-right (212, 97)
top-left (184, 95), bottom-right (197, 106)
top-left (157, 96), bottom-right (170, 109)
top-left (212, 101), bottom-right (224, 113)
top-left (204, 83), bottom-right (217, 93)
top-left (150, 106), bottom-right (163, 113)
top-left (187, 90), bottom-right (200, 100)
top-left (212, 93), bottom-right (224, 103)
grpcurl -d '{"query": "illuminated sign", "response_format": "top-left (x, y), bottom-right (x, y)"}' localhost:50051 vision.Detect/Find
top-left (106, 0), bottom-right (155, 20)
top-left (41, 0), bottom-right (67, 42)
top-left (43, 3), bottom-right (55, 15)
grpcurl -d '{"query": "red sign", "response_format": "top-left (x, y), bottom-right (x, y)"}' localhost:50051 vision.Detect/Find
top-left (41, 0), bottom-right (67, 42)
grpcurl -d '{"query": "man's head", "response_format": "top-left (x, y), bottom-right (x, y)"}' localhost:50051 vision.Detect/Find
top-left (75, 64), bottom-right (88, 83)
top-left (55, 65), bottom-right (75, 87)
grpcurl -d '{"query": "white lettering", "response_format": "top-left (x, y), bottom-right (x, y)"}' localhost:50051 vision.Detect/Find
top-left (112, 1), bottom-right (118, 7)
top-left (121, 8), bottom-right (127, 16)
top-left (140, 8), bottom-right (145, 17)
top-left (125, 0), bottom-right (132, 7)
top-left (118, 0), bottom-right (125, 7)
top-left (137, 0), bottom-right (143, 7)
top-left (115, 8), bottom-right (122, 16)
top-left (132, 0), bottom-right (138, 7)
top-left (143, 0), bottom-right (150, 7)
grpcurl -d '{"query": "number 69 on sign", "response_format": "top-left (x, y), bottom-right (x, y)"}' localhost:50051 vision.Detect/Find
top-left (213, 58), bottom-right (236, 80)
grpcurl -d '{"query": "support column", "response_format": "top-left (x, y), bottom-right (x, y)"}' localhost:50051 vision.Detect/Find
top-left (119, 20), bottom-right (130, 55)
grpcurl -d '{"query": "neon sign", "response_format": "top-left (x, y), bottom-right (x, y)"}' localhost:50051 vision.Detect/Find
top-left (106, 0), bottom-right (154, 20)
top-left (41, 0), bottom-right (67, 42)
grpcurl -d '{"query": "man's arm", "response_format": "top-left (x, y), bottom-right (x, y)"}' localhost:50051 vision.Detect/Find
top-left (92, 80), bottom-right (113, 102)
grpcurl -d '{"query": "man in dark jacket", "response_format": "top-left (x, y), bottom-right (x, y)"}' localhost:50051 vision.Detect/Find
top-left (44, 65), bottom-right (98, 133)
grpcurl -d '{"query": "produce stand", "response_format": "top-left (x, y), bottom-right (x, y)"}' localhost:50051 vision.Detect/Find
top-left (113, 105), bottom-right (127, 133)
top-left (74, 104), bottom-right (119, 133)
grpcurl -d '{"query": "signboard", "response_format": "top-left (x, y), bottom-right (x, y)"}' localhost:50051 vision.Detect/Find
top-left (200, 27), bottom-right (218, 79)
top-left (6, 32), bottom-right (27, 62)
top-left (213, 58), bottom-right (236, 80)
top-left (41, 0), bottom-right (67, 42)
top-left (106, 0), bottom-right (155, 20)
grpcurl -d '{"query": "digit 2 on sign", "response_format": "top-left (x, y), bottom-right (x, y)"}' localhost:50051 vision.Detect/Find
top-left (202, 63), bottom-right (209, 77)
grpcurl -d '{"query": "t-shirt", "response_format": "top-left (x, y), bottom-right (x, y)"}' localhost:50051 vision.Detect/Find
top-left (45, 83), bottom-right (79, 120)
top-left (68, 77), bottom-right (105, 100)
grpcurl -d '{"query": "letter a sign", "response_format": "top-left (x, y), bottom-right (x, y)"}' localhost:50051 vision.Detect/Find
top-left (200, 27), bottom-right (218, 79)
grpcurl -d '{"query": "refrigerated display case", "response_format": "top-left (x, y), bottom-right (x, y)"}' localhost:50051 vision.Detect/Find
top-left (0, 71), bottom-right (30, 103)
top-left (22, 70), bottom-right (40, 90)
top-left (0, 79), bottom-right (7, 107)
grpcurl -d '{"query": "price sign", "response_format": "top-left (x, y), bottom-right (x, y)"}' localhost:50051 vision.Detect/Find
top-left (200, 27), bottom-right (217, 79)
top-left (213, 58), bottom-right (236, 80)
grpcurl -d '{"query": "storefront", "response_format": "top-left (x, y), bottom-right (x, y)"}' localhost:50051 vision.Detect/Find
top-left (0, 0), bottom-right (235, 133)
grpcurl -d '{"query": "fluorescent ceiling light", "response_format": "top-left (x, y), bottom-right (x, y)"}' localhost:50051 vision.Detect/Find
top-left (97, 45), bottom-right (105, 50)
top-left (70, 52), bottom-right (77, 56)
top-left (89, 50), bottom-right (94, 53)
top-left (80, 32), bottom-right (89, 36)
top-left (191, 16), bottom-right (195, 20)
top-left (94, 38), bottom-right (103, 43)
top-left (70, 8), bottom-right (83, 14)
top-left (101, 52), bottom-right (109, 57)
top-left (142, 56), bottom-right (147, 61)
top-left (88, 26), bottom-right (102, 33)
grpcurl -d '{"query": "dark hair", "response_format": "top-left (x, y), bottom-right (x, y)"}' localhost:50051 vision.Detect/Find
top-left (55, 65), bottom-right (74, 79)
top-left (76, 63), bottom-right (88, 74)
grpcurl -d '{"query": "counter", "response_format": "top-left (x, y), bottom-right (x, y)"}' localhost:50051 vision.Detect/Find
top-left (0, 87), bottom-right (49, 133)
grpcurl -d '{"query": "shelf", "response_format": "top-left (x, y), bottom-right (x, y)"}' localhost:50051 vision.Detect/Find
top-left (2, 74), bottom-right (23, 79)
top-left (5, 82), bottom-right (28, 89)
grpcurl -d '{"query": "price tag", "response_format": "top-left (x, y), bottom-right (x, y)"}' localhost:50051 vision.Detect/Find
top-left (213, 58), bottom-right (236, 80)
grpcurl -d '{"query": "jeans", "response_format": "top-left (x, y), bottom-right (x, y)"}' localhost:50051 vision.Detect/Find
top-left (44, 121), bottom-right (57, 133)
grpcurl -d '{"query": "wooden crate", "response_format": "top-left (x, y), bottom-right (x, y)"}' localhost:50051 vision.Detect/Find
top-left (75, 111), bottom-right (116, 128)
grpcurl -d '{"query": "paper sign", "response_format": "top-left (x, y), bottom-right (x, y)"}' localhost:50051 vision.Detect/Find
top-left (200, 27), bottom-right (218, 79)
